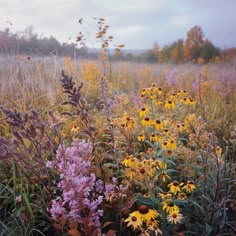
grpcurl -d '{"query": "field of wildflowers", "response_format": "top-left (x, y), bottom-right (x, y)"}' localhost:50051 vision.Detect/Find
top-left (0, 22), bottom-right (236, 236)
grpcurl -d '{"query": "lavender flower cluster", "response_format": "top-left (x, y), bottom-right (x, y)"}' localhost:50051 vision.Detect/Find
top-left (47, 140), bottom-right (104, 229)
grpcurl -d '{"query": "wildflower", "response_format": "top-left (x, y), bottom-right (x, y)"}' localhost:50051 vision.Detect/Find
top-left (178, 192), bottom-right (187, 200)
top-left (125, 168), bottom-right (136, 180)
top-left (158, 192), bottom-right (172, 200)
top-left (150, 133), bottom-right (159, 142)
top-left (166, 212), bottom-right (183, 224)
top-left (216, 146), bottom-right (222, 157)
top-left (122, 155), bottom-right (133, 167)
top-left (162, 141), bottom-right (168, 149)
top-left (71, 124), bottom-right (79, 133)
top-left (15, 195), bottom-right (22, 203)
top-left (182, 181), bottom-right (196, 193)
top-left (155, 99), bottom-right (163, 106)
top-left (138, 134), bottom-right (145, 142)
top-left (140, 107), bottom-right (150, 117)
top-left (147, 225), bottom-right (162, 235)
top-left (124, 212), bottom-right (143, 230)
top-left (136, 205), bottom-right (159, 222)
top-left (160, 171), bottom-right (171, 183)
top-left (125, 116), bottom-right (135, 130)
top-left (165, 100), bottom-right (176, 109)
top-left (168, 181), bottom-right (183, 195)
top-left (167, 138), bottom-right (177, 150)
top-left (165, 149), bottom-right (173, 156)
top-left (157, 160), bottom-right (167, 170)
top-left (162, 201), bottom-right (179, 214)
top-left (176, 123), bottom-right (186, 132)
top-left (142, 117), bottom-right (153, 127)
top-left (154, 119), bottom-right (164, 130)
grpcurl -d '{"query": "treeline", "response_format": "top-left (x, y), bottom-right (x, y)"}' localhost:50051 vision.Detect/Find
top-left (0, 25), bottom-right (235, 63)
top-left (0, 26), bottom-right (88, 57)
top-left (120, 26), bottom-right (236, 64)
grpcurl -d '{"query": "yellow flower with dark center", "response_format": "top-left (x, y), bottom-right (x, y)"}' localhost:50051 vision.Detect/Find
top-left (167, 138), bottom-right (177, 150)
top-left (163, 128), bottom-right (170, 136)
top-left (182, 181), bottom-right (196, 193)
top-left (162, 141), bottom-right (168, 149)
top-left (136, 205), bottom-right (159, 222)
top-left (162, 200), bottom-right (179, 214)
top-left (141, 117), bottom-right (153, 127)
top-left (125, 168), bottom-right (136, 180)
top-left (188, 97), bottom-right (195, 105)
top-left (71, 125), bottom-right (80, 133)
top-left (165, 100), bottom-right (176, 109)
top-left (176, 123), bottom-right (186, 132)
top-left (140, 107), bottom-right (150, 117)
top-left (124, 212), bottom-right (142, 230)
top-left (138, 134), bottom-right (145, 142)
top-left (122, 155), bottom-right (132, 167)
top-left (141, 88), bottom-right (147, 97)
top-left (178, 192), bottom-right (187, 200)
top-left (168, 181), bottom-right (183, 195)
top-left (154, 119), bottom-right (164, 130)
top-left (167, 212), bottom-right (183, 224)
top-left (158, 192), bottom-right (172, 200)
top-left (150, 133), bottom-right (159, 142)
top-left (182, 97), bottom-right (188, 105)
top-left (170, 93), bottom-right (177, 101)
top-left (125, 116), bottom-right (135, 130)
top-left (157, 87), bottom-right (163, 95)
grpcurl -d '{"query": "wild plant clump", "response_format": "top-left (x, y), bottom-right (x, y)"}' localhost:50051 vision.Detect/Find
top-left (0, 19), bottom-right (235, 236)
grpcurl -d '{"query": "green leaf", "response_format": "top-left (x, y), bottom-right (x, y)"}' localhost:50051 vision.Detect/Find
top-left (136, 196), bottom-right (154, 208)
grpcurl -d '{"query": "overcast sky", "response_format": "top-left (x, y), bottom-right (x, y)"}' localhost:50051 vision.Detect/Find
top-left (0, 0), bottom-right (235, 49)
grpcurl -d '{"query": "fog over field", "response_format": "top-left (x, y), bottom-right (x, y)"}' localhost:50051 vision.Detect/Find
top-left (0, 0), bottom-right (236, 49)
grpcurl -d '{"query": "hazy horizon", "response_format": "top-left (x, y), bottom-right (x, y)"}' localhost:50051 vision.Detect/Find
top-left (0, 0), bottom-right (236, 50)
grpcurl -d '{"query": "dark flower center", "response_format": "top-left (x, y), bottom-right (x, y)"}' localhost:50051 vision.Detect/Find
top-left (139, 205), bottom-right (149, 214)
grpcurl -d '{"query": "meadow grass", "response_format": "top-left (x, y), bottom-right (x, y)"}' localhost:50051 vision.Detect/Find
top-left (0, 55), bottom-right (235, 235)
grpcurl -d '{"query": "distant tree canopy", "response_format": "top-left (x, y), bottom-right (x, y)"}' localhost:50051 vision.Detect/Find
top-left (0, 25), bottom-right (235, 63)
top-left (148, 25), bottom-right (235, 64)
top-left (0, 26), bottom-right (88, 57)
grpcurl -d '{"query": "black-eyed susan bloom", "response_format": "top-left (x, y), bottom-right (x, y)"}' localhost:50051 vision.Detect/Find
top-left (168, 181), bottom-right (184, 195)
top-left (150, 133), bottom-right (159, 142)
top-left (154, 119), bottom-right (164, 130)
top-left (162, 200), bottom-right (179, 214)
top-left (136, 205), bottom-right (159, 223)
top-left (182, 181), bottom-right (196, 193)
top-left (178, 192), bottom-right (187, 200)
top-left (165, 100), bottom-right (176, 109)
top-left (139, 107), bottom-right (150, 117)
top-left (71, 124), bottom-right (80, 133)
top-left (138, 134), bottom-right (145, 142)
top-left (124, 212), bottom-right (142, 230)
top-left (141, 117), bottom-right (153, 127)
top-left (166, 211), bottom-right (183, 224)
top-left (162, 141), bottom-right (168, 149)
top-left (158, 192), bottom-right (172, 200)
top-left (167, 138), bottom-right (177, 150)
